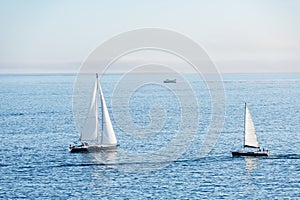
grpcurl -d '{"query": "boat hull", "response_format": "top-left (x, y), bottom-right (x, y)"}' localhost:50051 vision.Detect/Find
top-left (70, 145), bottom-right (117, 153)
top-left (232, 151), bottom-right (269, 157)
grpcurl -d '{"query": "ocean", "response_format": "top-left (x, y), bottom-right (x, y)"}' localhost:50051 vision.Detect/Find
top-left (0, 73), bottom-right (299, 199)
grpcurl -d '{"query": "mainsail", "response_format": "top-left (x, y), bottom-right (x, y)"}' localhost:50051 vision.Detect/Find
top-left (80, 77), bottom-right (98, 141)
top-left (80, 74), bottom-right (117, 147)
top-left (244, 103), bottom-right (259, 148)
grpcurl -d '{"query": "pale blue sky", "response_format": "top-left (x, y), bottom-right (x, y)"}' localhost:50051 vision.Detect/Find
top-left (0, 0), bottom-right (299, 73)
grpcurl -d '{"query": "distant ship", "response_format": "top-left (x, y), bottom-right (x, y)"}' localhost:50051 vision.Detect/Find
top-left (231, 103), bottom-right (269, 157)
top-left (69, 74), bottom-right (117, 153)
top-left (163, 79), bottom-right (176, 83)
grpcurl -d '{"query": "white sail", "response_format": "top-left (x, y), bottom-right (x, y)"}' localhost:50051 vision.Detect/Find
top-left (98, 82), bottom-right (117, 146)
top-left (80, 78), bottom-right (98, 141)
top-left (244, 104), bottom-right (259, 148)
top-left (80, 74), bottom-right (117, 147)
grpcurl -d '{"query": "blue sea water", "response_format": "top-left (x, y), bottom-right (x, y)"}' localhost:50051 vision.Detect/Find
top-left (0, 73), bottom-right (299, 199)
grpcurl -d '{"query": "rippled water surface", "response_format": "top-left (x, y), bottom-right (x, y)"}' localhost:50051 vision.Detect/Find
top-left (0, 73), bottom-right (299, 199)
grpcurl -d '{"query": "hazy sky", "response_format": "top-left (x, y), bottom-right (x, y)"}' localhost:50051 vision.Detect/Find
top-left (0, 0), bottom-right (299, 73)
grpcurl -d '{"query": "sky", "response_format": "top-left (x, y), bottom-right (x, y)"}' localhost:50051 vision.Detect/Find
top-left (0, 0), bottom-right (299, 73)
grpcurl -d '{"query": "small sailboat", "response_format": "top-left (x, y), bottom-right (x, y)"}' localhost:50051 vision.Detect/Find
top-left (231, 103), bottom-right (269, 157)
top-left (69, 74), bottom-right (117, 153)
top-left (163, 79), bottom-right (176, 83)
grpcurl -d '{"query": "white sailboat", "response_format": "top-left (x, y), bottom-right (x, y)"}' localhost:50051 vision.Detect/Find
top-left (70, 74), bottom-right (117, 153)
top-left (232, 103), bottom-right (269, 157)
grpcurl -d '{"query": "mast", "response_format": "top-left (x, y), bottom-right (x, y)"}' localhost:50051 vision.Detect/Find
top-left (96, 73), bottom-right (101, 144)
top-left (243, 102), bottom-right (246, 148)
top-left (96, 74), bottom-right (99, 143)
top-left (98, 73), bottom-right (104, 145)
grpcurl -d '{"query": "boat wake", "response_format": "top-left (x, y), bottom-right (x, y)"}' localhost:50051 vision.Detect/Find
top-left (56, 163), bottom-right (106, 168)
top-left (268, 154), bottom-right (300, 159)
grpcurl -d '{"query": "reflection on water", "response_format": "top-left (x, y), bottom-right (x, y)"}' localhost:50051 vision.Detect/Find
top-left (244, 157), bottom-right (259, 173)
top-left (92, 151), bottom-right (117, 165)
top-left (91, 150), bottom-right (177, 172)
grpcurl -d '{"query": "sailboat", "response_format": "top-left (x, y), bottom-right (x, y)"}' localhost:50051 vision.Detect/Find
top-left (231, 103), bottom-right (269, 157)
top-left (69, 74), bottom-right (117, 153)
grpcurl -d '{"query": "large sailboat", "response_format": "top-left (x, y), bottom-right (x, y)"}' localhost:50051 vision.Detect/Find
top-left (231, 103), bottom-right (269, 157)
top-left (69, 74), bottom-right (117, 153)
